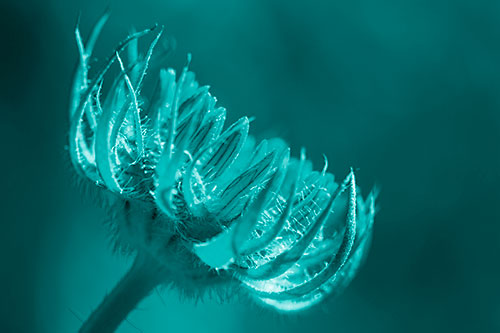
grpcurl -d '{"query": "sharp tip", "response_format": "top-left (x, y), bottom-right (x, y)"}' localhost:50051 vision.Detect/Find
top-left (102, 6), bottom-right (111, 16)
top-left (75, 12), bottom-right (81, 30)
top-left (321, 154), bottom-right (329, 175)
top-left (150, 23), bottom-right (160, 32)
top-left (300, 147), bottom-right (306, 161)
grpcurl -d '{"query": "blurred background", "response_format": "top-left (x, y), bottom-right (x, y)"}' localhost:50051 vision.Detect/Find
top-left (1, 0), bottom-right (498, 332)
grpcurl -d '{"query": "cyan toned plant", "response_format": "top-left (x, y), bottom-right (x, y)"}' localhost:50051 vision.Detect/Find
top-left (69, 13), bottom-right (376, 333)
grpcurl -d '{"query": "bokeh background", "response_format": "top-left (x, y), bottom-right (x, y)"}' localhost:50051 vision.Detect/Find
top-left (1, 0), bottom-right (498, 332)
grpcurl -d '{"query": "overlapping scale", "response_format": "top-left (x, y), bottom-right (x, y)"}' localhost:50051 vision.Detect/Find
top-left (70, 22), bottom-right (161, 196)
top-left (241, 180), bottom-right (376, 312)
top-left (190, 140), bottom-right (290, 267)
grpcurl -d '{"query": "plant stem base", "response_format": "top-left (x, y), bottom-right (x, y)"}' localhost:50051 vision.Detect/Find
top-left (79, 252), bottom-right (168, 333)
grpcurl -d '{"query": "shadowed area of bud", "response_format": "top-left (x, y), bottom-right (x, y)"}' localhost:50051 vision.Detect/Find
top-left (69, 13), bottom-right (377, 320)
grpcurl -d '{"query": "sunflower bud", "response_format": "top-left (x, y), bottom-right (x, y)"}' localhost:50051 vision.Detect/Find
top-left (69, 14), bottom-right (376, 317)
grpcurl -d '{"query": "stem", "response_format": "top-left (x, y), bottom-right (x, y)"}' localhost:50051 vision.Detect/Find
top-left (79, 252), bottom-right (168, 333)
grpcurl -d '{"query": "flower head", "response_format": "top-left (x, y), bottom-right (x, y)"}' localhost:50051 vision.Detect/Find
top-left (69, 14), bottom-right (376, 312)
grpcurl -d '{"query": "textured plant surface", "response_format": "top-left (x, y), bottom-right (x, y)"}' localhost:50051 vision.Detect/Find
top-left (69, 13), bottom-right (376, 331)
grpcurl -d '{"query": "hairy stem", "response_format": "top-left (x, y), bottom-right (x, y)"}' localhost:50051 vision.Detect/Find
top-left (79, 252), bottom-right (168, 333)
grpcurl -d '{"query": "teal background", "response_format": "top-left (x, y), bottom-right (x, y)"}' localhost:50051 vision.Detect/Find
top-left (1, 0), bottom-right (497, 332)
